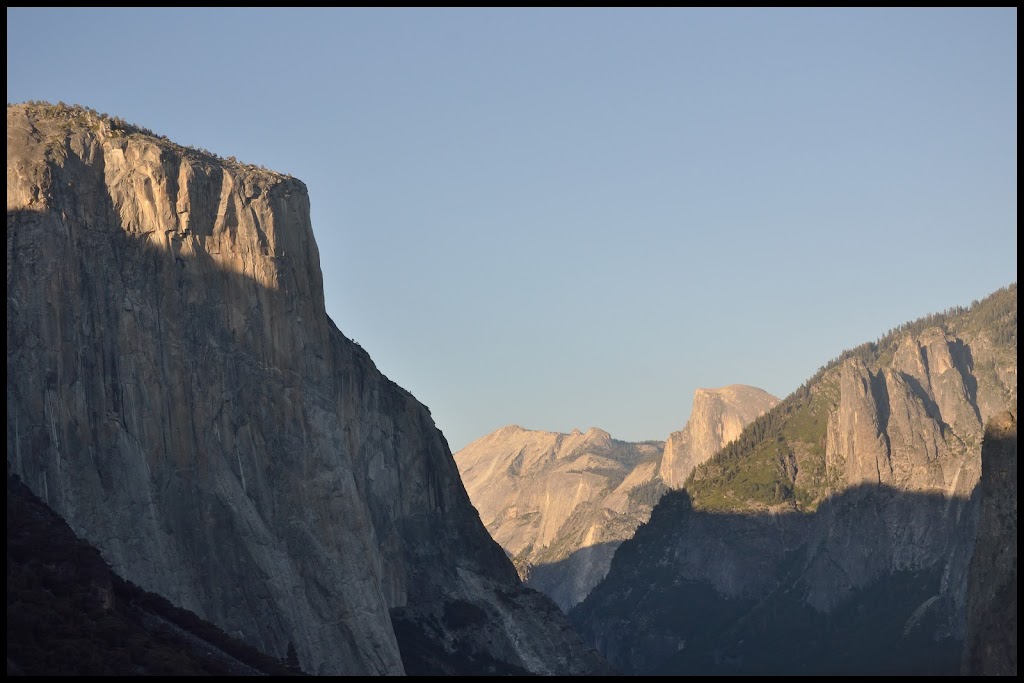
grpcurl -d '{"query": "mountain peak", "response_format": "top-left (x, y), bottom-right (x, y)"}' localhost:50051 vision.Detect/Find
top-left (660, 385), bottom-right (780, 488)
top-left (454, 424), bottom-right (665, 609)
top-left (694, 384), bottom-right (778, 402)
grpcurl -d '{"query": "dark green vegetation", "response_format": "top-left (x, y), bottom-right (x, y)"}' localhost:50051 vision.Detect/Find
top-left (6, 474), bottom-right (300, 676)
top-left (626, 477), bottom-right (669, 508)
top-left (687, 283), bottom-right (1017, 511)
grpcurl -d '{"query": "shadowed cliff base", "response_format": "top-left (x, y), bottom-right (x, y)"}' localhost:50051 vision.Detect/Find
top-left (6, 472), bottom-right (301, 676)
top-left (391, 590), bottom-right (616, 676)
top-left (570, 484), bottom-right (979, 676)
top-left (524, 541), bottom-right (623, 612)
top-left (6, 102), bottom-right (608, 675)
top-left (962, 409), bottom-right (1017, 676)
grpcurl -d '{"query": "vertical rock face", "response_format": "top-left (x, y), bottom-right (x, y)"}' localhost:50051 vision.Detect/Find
top-left (825, 330), bottom-right (986, 498)
top-left (6, 103), bottom-right (606, 676)
top-left (659, 385), bottom-right (780, 488)
top-left (455, 426), bottom-right (665, 610)
top-left (825, 358), bottom-right (890, 487)
top-left (573, 288), bottom-right (1017, 675)
top-left (962, 409), bottom-right (1017, 676)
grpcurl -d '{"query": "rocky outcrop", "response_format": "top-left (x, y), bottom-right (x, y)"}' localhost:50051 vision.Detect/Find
top-left (825, 331), bottom-right (984, 497)
top-left (6, 103), bottom-right (606, 676)
top-left (573, 287), bottom-right (1017, 675)
top-left (659, 385), bottom-right (780, 488)
top-left (962, 409), bottom-right (1017, 676)
top-left (455, 426), bottom-right (664, 610)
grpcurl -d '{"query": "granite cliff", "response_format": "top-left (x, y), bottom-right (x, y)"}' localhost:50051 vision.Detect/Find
top-left (659, 385), bottom-right (779, 488)
top-left (455, 386), bottom-right (777, 611)
top-left (6, 103), bottom-right (606, 676)
top-left (572, 286), bottom-right (1017, 674)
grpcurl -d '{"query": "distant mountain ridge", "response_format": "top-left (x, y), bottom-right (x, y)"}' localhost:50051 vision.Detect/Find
top-left (572, 284), bottom-right (1017, 674)
top-left (455, 385), bottom-right (778, 610)
top-left (455, 426), bottom-right (664, 610)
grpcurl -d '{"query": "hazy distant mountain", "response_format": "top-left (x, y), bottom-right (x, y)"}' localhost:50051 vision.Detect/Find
top-left (456, 385), bottom-right (777, 611)
top-left (6, 102), bottom-right (607, 676)
top-left (572, 285), bottom-right (1017, 675)
top-left (456, 426), bottom-right (665, 610)
top-left (659, 385), bottom-right (780, 488)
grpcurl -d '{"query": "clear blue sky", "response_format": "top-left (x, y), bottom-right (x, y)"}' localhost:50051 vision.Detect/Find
top-left (8, 8), bottom-right (1017, 451)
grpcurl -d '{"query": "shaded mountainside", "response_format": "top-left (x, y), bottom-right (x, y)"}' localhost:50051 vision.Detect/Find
top-left (962, 409), bottom-right (1017, 676)
top-left (6, 102), bottom-right (607, 676)
top-left (572, 285), bottom-right (1017, 675)
top-left (7, 473), bottom-right (299, 676)
top-left (572, 486), bottom-right (969, 675)
top-left (455, 386), bottom-right (776, 612)
top-left (455, 426), bottom-right (666, 610)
